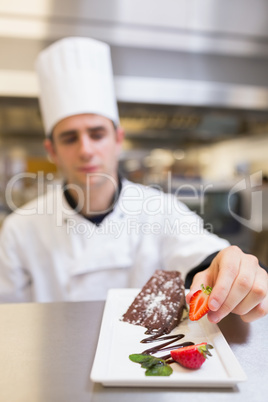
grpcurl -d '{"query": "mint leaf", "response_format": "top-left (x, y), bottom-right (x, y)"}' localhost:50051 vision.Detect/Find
top-left (141, 357), bottom-right (163, 369)
top-left (129, 353), bottom-right (173, 377)
top-left (129, 354), bottom-right (155, 364)
top-left (145, 363), bottom-right (173, 376)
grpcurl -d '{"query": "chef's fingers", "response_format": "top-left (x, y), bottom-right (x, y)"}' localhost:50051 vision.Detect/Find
top-left (185, 246), bottom-right (268, 324)
top-left (207, 246), bottom-right (245, 313)
top-left (240, 296), bottom-right (268, 322)
top-left (237, 270), bottom-right (268, 322)
top-left (230, 266), bottom-right (268, 315)
top-left (186, 246), bottom-right (243, 306)
top-left (207, 249), bottom-right (261, 323)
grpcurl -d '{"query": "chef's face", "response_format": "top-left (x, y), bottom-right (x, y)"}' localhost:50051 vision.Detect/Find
top-left (44, 113), bottom-right (124, 190)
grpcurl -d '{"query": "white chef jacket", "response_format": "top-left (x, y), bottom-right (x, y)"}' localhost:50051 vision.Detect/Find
top-left (0, 179), bottom-right (229, 302)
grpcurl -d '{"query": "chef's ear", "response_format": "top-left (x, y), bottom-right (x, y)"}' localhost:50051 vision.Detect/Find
top-left (43, 137), bottom-right (57, 164)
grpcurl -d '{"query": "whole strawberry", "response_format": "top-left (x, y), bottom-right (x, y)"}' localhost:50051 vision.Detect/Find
top-left (170, 342), bottom-right (213, 370)
top-left (189, 284), bottom-right (212, 321)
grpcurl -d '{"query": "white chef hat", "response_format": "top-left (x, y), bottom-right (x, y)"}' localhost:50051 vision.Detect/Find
top-left (35, 37), bottom-right (119, 136)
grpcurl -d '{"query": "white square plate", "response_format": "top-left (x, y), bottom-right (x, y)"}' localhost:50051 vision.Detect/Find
top-left (91, 289), bottom-right (247, 388)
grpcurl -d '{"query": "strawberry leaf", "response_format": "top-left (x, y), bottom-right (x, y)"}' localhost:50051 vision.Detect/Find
top-left (198, 344), bottom-right (214, 359)
top-left (201, 284), bottom-right (212, 295)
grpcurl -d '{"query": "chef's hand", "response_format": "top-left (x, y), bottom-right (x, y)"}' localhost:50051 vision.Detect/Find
top-left (185, 246), bottom-right (268, 323)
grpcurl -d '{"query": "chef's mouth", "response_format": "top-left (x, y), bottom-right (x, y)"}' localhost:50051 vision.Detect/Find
top-left (77, 166), bottom-right (99, 173)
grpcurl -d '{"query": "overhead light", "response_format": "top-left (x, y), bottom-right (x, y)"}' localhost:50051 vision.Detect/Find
top-left (173, 149), bottom-right (185, 160)
top-left (149, 148), bottom-right (174, 167)
top-left (124, 159), bottom-right (141, 172)
top-left (143, 155), bottom-right (156, 168)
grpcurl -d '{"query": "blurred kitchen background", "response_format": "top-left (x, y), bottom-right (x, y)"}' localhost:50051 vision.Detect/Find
top-left (1, 0), bottom-right (268, 264)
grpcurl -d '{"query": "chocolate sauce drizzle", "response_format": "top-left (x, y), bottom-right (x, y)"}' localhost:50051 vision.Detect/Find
top-left (140, 331), bottom-right (195, 362)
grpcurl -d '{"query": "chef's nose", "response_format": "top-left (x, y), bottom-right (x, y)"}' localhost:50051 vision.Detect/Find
top-left (78, 133), bottom-right (94, 157)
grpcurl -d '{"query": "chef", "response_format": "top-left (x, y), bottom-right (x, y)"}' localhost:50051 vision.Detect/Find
top-left (0, 37), bottom-right (267, 324)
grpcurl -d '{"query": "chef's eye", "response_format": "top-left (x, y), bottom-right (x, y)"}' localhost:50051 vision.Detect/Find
top-left (91, 131), bottom-right (105, 140)
top-left (60, 134), bottom-right (78, 144)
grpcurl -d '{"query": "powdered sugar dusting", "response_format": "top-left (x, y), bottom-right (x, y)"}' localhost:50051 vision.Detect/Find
top-left (122, 270), bottom-right (186, 335)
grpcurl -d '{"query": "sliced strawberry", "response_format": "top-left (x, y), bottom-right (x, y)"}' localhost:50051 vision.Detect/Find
top-left (189, 284), bottom-right (212, 321)
top-left (170, 342), bottom-right (213, 369)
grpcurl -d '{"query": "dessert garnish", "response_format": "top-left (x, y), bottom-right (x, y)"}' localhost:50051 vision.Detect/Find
top-left (189, 284), bottom-right (212, 321)
top-left (141, 334), bottom-right (193, 357)
top-left (129, 335), bottom-right (213, 375)
top-left (170, 342), bottom-right (213, 369)
top-left (129, 332), bottom-right (201, 376)
top-left (129, 354), bottom-right (173, 376)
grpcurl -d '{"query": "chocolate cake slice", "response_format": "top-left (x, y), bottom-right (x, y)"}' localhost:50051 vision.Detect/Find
top-left (122, 270), bottom-right (186, 335)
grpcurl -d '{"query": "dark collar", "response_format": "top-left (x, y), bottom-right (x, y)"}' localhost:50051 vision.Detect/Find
top-left (63, 176), bottom-right (123, 226)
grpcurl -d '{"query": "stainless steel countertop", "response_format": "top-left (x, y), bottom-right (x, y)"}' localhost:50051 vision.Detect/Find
top-left (0, 301), bottom-right (267, 402)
